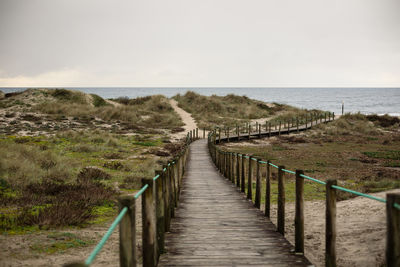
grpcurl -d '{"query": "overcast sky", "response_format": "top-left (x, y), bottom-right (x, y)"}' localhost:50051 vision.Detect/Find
top-left (0, 0), bottom-right (399, 87)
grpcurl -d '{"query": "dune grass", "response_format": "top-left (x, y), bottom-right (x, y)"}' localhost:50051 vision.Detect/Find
top-left (220, 114), bottom-right (400, 201)
top-left (0, 129), bottom-right (177, 233)
top-left (173, 91), bottom-right (302, 129)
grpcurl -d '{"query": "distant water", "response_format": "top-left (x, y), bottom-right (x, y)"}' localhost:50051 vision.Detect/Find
top-left (1, 87), bottom-right (399, 116)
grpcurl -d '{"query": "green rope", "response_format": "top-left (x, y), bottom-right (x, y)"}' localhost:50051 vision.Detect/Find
top-left (282, 169), bottom-right (295, 174)
top-left (299, 174), bottom-right (326, 185)
top-left (163, 167), bottom-right (167, 171)
top-left (134, 184), bottom-right (149, 199)
top-left (251, 158), bottom-right (258, 161)
top-left (269, 163), bottom-right (279, 169)
top-left (85, 207), bottom-right (128, 265)
top-left (259, 160), bottom-right (268, 164)
top-left (153, 174), bottom-right (160, 181)
top-left (331, 185), bottom-right (386, 203)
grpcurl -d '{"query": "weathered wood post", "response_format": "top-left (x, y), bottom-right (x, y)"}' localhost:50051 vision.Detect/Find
top-left (265, 160), bottom-right (271, 218)
top-left (173, 160), bottom-right (179, 206)
top-left (218, 128), bottom-right (221, 143)
top-left (196, 128), bottom-right (198, 139)
top-left (265, 121), bottom-right (268, 131)
top-left (279, 121), bottom-right (281, 136)
top-left (268, 122), bottom-right (271, 137)
top-left (277, 166), bottom-right (285, 235)
top-left (310, 114), bottom-right (313, 128)
top-left (258, 124), bottom-right (261, 138)
top-left (296, 117), bottom-right (299, 133)
top-left (231, 153), bottom-right (235, 183)
top-left (248, 124), bottom-right (251, 140)
top-left (155, 170), bottom-right (165, 255)
top-left (236, 125), bottom-right (240, 141)
top-left (247, 155), bottom-right (253, 200)
top-left (386, 193), bottom-right (400, 267)
top-left (305, 114), bottom-right (308, 129)
top-left (169, 162), bottom-right (176, 217)
top-left (163, 165), bottom-right (171, 232)
top-left (325, 113), bottom-right (327, 122)
top-left (245, 122), bottom-right (248, 133)
top-left (326, 179), bottom-right (337, 267)
top-left (227, 152), bottom-right (231, 179)
top-left (227, 127), bottom-right (230, 142)
top-left (320, 113), bottom-right (323, 123)
top-left (142, 178), bottom-right (157, 267)
top-left (333, 112), bottom-right (335, 120)
top-left (236, 153), bottom-right (240, 188)
top-left (295, 170), bottom-right (304, 254)
top-left (203, 128), bottom-right (205, 139)
top-left (118, 195), bottom-right (136, 267)
top-left (255, 158), bottom-right (261, 209)
top-left (241, 154), bottom-right (246, 193)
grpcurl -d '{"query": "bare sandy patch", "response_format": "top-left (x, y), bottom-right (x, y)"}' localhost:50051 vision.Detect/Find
top-left (169, 99), bottom-right (198, 140)
top-left (268, 189), bottom-right (400, 267)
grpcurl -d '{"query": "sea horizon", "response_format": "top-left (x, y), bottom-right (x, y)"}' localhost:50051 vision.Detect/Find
top-left (1, 87), bottom-right (399, 116)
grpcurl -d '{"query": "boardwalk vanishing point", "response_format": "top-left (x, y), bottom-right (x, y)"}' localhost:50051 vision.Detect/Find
top-left (158, 139), bottom-right (312, 266)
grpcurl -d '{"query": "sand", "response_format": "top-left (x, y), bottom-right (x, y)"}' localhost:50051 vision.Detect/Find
top-left (169, 99), bottom-right (198, 140)
top-left (268, 189), bottom-right (400, 267)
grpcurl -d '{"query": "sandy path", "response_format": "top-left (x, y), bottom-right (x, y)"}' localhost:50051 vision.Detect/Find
top-left (268, 189), bottom-right (400, 267)
top-left (169, 99), bottom-right (198, 140)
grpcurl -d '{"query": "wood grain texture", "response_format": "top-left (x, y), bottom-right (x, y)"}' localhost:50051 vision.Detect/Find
top-left (158, 140), bottom-right (311, 266)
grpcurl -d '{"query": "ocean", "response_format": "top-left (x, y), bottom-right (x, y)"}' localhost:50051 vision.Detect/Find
top-left (1, 87), bottom-right (399, 116)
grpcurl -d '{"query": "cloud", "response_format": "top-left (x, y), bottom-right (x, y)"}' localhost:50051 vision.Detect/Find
top-left (0, 68), bottom-right (88, 87)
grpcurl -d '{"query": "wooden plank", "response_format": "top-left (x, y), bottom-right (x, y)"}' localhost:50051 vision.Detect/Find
top-left (158, 140), bottom-right (311, 267)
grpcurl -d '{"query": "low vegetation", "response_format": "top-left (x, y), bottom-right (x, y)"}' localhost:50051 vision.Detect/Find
top-left (173, 91), bottom-right (305, 129)
top-left (0, 129), bottom-right (181, 234)
top-left (221, 113), bottom-right (400, 202)
top-left (0, 89), bottom-right (184, 136)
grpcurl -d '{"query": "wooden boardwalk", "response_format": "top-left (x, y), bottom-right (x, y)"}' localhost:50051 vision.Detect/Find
top-left (158, 139), bottom-right (312, 266)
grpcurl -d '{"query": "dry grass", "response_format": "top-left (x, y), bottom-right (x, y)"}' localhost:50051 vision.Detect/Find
top-left (173, 91), bottom-right (299, 129)
top-left (222, 114), bottom-right (400, 201)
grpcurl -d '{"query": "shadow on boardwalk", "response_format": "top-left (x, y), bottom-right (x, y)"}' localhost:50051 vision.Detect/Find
top-left (158, 139), bottom-right (311, 266)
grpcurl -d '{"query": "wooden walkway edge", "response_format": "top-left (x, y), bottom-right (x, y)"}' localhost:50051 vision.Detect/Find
top-left (158, 139), bottom-right (312, 266)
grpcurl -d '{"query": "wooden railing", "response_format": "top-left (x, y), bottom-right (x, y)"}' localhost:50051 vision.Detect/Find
top-left (207, 115), bottom-right (400, 267)
top-left (65, 128), bottom-right (202, 267)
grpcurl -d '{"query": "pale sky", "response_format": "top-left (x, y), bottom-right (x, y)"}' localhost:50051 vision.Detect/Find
top-left (0, 0), bottom-right (399, 87)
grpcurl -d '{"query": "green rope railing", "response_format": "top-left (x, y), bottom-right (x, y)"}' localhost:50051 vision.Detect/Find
top-left (85, 207), bottom-right (128, 265)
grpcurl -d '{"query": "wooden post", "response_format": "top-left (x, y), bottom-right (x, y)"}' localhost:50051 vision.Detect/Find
top-left (241, 154), bottom-right (245, 193)
top-left (169, 162), bottom-right (176, 217)
top-left (310, 114), bottom-right (313, 128)
top-left (237, 125), bottom-right (240, 141)
top-left (287, 119), bottom-right (290, 135)
top-left (118, 195), bottom-right (136, 267)
top-left (227, 127), bottom-right (230, 142)
top-left (295, 170), bottom-right (304, 254)
top-left (248, 124), bottom-right (251, 140)
top-left (325, 113), bottom-right (327, 122)
top-left (326, 179), bottom-right (337, 267)
top-left (231, 153), bottom-right (235, 183)
top-left (142, 178), bottom-right (157, 267)
top-left (296, 117), bottom-right (299, 133)
top-left (265, 121), bottom-right (268, 131)
top-left (258, 124), bottom-right (261, 138)
top-left (203, 128), bottom-right (205, 139)
top-left (255, 159), bottom-right (261, 209)
top-left (236, 153), bottom-right (240, 188)
top-left (155, 171), bottom-right (165, 255)
top-left (247, 156), bottom-right (253, 200)
top-left (265, 160), bottom-right (271, 217)
top-left (218, 128), bottom-right (221, 143)
top-left (305, 114), bottom-right (308, 129)
top-left (277, 166), bottom-right (285, 235)
top-left (196, 128), bottom-right (198, 139)
top-left (256, 121), bottom-right (258, 131)
top-left (163, 165), bottom-right (171, 232)
top-left (279, 121), bottom-right (281, 136)
top-left (333, 112), bottom-right (335, 120)
top-left (268, 123), bottom-right (271, 137)
top-left (386, 193), bottom-right (400, 267)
